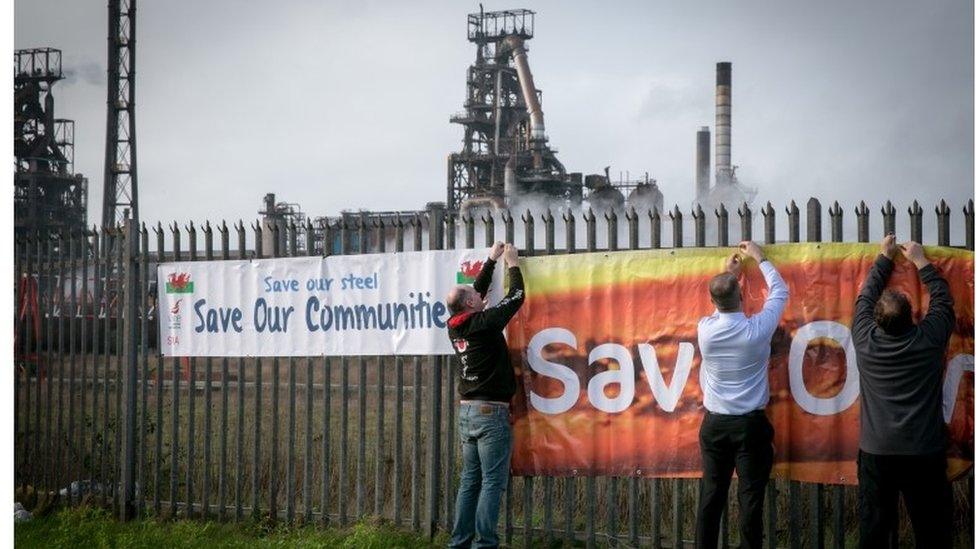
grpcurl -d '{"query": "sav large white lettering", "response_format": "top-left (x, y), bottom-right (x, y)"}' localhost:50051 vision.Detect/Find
top-left (526, 328), bottom-right (581, 414)
top-left (788, 320), bottom-right (860, 415)
top-left (637, 342), bottom-right (695, 412)
top-left (943, 354), bottom-right (974, 422)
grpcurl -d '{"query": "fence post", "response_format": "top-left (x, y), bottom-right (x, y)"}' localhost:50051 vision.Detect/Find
top-left (670, 206), bottom-right (684, 248)
top-left (483, 211), bottom-right (495, 247)
top-left (716, 203), bottom-right (729, 247)
top-left (605, 208), bottom-right (618, 251)
top-left (626, 207), bottom-right (639, 250)
top-left (427, 208), bottom-right (445, 539)
top-left (121, 218), bottom-right (139, 520)
top-left (693, 204), bottom-right (706, 247)
top-left (881, 200), bottom-right (896, 237)
top-left (445, 211), bottom-right (456, 250)
top-left (563, 210), bottom-right (576, 254)
top-left (965, 199), bottom-right (974, 251)
top-left (829, 201), bottom-right (843, 242)
top-left (762, 202), bottom-right (775, 245)
top-left (855, 201), bottom-right (870, 242)
top-left (908, 200), bottom-right (923, 243)
top-left (584, 208), bottom-right (596, 252)
top-left (522, 209), bottom-right (535, 256)
top-left (786, 201), bottom-right (800, 243)
top-left (503, 210), bottom-right (515, 244)
top-left (806, 198), bottom-right (822, 242)
top-left (650, 207), bottom-right (661, 249)
top-left (935, 200), bottom-right (950, 247)
top-left (543, 209), bottom-right (555, 253)
top-left (738, 202), bottom-right (752, 243)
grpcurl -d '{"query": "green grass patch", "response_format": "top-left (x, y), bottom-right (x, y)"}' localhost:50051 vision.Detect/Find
top-left (15, 506), bottom-right (449, 548)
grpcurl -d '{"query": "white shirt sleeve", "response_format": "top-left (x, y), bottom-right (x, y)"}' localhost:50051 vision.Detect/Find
top-left (751, 260), bottom-right (789, 339)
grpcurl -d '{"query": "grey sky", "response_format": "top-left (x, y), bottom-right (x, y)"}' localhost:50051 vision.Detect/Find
top-left (15, 0), bottom-right (974, 238)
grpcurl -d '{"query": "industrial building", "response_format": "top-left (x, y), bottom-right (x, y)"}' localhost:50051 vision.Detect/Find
top-left (14, 48), bottom-right (88, 238)
top-left (445, 8), bottom-right (663, 216)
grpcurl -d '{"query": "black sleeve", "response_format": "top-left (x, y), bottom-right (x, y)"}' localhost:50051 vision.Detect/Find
top-left (852, 255), bottom-right (894, 344)
top-left (917, 263), bottom-right (955, 348)
top-left (473, 258), bottom-right (496, 298)
top-left (478, 266), bottom-right (525, 331)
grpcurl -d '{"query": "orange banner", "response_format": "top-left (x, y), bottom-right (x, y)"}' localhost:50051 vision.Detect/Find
top-left (508, 244), bottom-right (974, 485)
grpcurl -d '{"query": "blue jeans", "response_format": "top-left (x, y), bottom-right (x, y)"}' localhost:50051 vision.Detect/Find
top-left (449, 402), bottom-right (512, 549)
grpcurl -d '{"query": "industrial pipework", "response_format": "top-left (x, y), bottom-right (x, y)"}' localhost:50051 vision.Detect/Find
top-left (501, 36), bottom-right (546, 145)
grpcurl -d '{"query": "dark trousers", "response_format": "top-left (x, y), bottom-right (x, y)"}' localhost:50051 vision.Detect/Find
top-left (696, 410), bottom-right (774, 549)
top-left (857, 450), bottom-right (952, 549)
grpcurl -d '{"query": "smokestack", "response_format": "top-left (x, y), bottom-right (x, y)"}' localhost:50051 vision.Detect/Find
top-left (715, 62), bottom-right (732, 185)
top-left (696, 126), bottom-right (710, 201)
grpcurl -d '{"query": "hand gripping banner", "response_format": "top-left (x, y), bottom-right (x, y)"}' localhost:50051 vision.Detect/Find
top-left (507, 243), bottom-right (974, 485)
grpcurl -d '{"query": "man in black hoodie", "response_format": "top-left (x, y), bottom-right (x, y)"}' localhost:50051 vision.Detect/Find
top-left (852, 235), bottom-right (956, 548)
top-left (446, 241), bottom-right (525, 549)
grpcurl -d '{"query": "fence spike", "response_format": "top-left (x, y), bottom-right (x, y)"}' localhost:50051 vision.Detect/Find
top-left (964, 199), bottom-right (974, 250)
top-left (692, 204), bottom-right (705, 247)
top-left (935, 199), bottom-right (950, 247)
top-left (761, 201), bottom-right (775, 245)
top-left (828, 201), bottom-right (843, 242)
top-left (881, 200), bottom-right (896, 236)
top-left (786, 200), bottom-right (800, 242)
top-left (855, 201), bottom-right (870, 242)
top-left (908, 200), bottom-right (923, 243)
top-left (715, 203), bottom-right (729, 247)
top-left (738, 202), bottom-right (752, 242)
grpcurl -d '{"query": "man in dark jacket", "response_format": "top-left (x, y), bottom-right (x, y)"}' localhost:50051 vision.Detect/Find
top-left (852, 235), bottom-right (956, 548)
top-left (446, 241), bottom-right (525, 549)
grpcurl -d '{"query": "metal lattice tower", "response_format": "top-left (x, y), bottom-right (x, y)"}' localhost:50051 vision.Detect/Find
top-left (102, 0), bottom-right (138, 227)
top-left (14, 48), bottom-right (88, 237)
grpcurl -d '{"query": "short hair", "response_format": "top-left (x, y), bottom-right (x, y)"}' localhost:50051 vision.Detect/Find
top-left (874, 290), bottom-right (913, 334)
top-left (447, 286), bottom-right (470, 315)
top-left (709, 272), bottom-right (741, 312)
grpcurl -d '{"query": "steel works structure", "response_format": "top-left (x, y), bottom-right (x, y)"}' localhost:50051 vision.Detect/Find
top-left (14, 48), bottom-right (88, 238)
top-left (102, 0), bottom-right (139, 227)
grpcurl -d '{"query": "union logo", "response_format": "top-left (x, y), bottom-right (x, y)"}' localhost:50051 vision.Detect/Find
top-left (454, 338), bottom-right (468, 353)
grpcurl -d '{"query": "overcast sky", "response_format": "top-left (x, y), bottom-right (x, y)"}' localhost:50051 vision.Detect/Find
top-left (14, 0), bottom-right (974, 239)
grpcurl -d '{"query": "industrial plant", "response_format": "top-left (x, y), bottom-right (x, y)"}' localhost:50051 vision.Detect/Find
top-left (13, 5), bottom-right (756, 247)
top-left (14, 48), bottom-right (88, 239)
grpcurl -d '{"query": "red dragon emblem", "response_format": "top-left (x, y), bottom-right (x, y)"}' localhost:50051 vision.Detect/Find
top-left (459, 261), bottom-right (483, 278)
top-left (167, 272), bottom-right (191, 289)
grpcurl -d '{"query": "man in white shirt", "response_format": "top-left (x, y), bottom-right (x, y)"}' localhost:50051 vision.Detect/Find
top-left (695, 241), bottom-right (789, 549)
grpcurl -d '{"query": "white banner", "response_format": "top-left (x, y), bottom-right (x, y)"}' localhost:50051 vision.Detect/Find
top-left (158, 249), bottom-right (503, 357)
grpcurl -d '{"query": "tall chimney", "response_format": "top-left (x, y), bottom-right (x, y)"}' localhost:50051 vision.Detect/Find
top-left (715, 62), bottom-right (732, 185)
top-left (696, 126), bottom-right (711, 201)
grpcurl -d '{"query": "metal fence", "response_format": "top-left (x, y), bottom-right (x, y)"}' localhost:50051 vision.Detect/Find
top-left (13, 197), bottom-right (976, 548)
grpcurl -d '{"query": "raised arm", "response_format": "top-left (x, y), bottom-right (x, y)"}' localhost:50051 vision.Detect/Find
top-left (473, 241), bottom-right (504, 298)
top-left (852, 235), bottom-right (898, 343)
top-left (737, 241), bottom-right (789, 339)
top-left (902, 241), bottom-right (955, 347)
top-left (479, 244), bottom-right (526, 331)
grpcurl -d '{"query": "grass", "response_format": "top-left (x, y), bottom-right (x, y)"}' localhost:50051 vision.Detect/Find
top-left (15, 506), bottom-right (449, 548)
